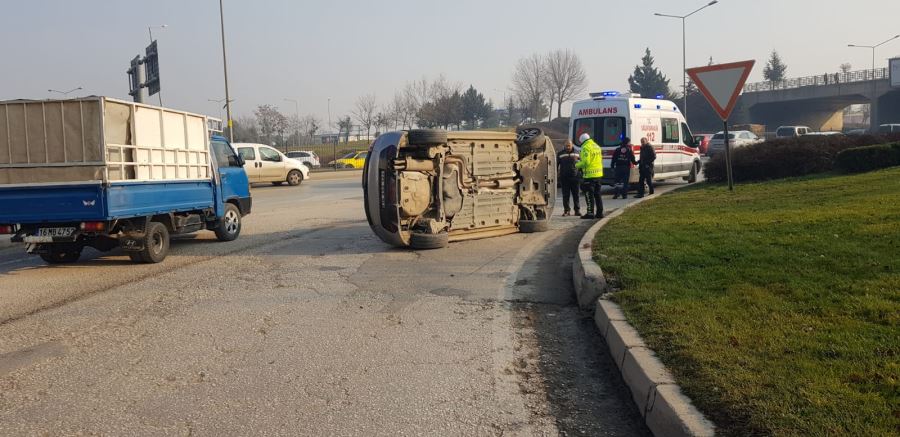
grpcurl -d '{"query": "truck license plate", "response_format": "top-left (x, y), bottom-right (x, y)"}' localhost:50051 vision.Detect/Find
top-left (37, 227), bottom-right (76, 238)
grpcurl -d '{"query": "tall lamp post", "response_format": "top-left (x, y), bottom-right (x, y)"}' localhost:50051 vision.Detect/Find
top-left (654, 0), bottom-right (719, 119)
top-left (218, 0), bottom-right (234, 142)
top-left (849, 34), bottom-right (899, 130)
top-left (147, 24), bottom-right (167, 106)
top-left (284, 98), bottom-right (300, 148)
top-left (48, 87), bottom-right (83, 98)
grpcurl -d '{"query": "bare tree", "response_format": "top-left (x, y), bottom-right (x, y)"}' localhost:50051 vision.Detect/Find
top-left (337, 116), bottom-right (353, 143)
top-left (511, 53), bottom-right (550, 123)
top-left (299, 115), bottom-right (321, 139)
top-left (545, 49), bottom-right (588, 119)
top-left (840, 63), bottom-right (852, 74)
top-left (353, 94), bottom-right (378, 141)
top-left (254, 104), bottom-right (288, 146)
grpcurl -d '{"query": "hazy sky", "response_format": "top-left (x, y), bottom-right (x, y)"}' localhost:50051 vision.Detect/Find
top-left (2, 0), bottom-right (899, 130)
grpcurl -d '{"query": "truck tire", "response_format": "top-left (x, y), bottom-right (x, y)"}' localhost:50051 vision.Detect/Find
top-left (515, 127), bottom-right (546, 152)
top-left (287, 169), bottom-right (303, 186)
top-left (407, 129), bottom-right (447, 146)
top-left (518, 219), bottom-right (550, 233)
top-left (409, 232), bottom-right (449, 250)
top-left (40, 249), bottom-right (82, 264)
top-left (134, 221), bottom-right (170, 263)
top-left (214, 203), bottom-right (242, 242)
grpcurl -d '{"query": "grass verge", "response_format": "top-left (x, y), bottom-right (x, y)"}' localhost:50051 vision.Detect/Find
top-left (593, 168), bottom-right (900, 436)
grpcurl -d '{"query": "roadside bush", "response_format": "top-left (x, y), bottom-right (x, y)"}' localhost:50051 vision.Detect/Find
top-left (835, 143), bottom-right (900, 173)
top-left (703, 133), bottom-right (900, 182)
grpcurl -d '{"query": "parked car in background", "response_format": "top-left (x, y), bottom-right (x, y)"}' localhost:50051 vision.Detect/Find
top-left (285, 150), bottom-right (320, 168)
top-left (878, 124), bottom-right (900, 133)
top-left (328, 151), bottom-right (368, 169)
top-left (235, 143), bottom-right (310, 186)
top-left (776, 126), bottom-right (812, 138)
top-left (693, 134), bottom-right (712, 155)
top-left (707, 130), bottom-right (763, 157)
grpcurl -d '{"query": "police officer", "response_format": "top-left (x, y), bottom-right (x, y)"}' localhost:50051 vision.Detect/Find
top-left (611, 137), bottom-right (637, 199)
top-left (575, 133), bottom-right (603, 219)
top-left (557, 140), bottom-right (581, 217)
top-left (635, 137), bottom-right (656, 198)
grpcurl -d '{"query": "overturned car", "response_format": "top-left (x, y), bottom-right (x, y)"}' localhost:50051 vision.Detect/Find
top-left (363, 128), bottom-right (556, 249)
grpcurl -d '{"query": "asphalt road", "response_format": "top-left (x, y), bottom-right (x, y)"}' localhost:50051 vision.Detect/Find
top-left (0, 172), bottom-right (689, 436)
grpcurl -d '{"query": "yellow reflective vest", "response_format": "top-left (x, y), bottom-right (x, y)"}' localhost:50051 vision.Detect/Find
top-left (575, 139), bottom-right (604, 179)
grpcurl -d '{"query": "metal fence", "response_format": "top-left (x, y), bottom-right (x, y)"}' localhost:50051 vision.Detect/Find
top-left (278, 141), bottom-right (370, 172)
top-left (743, 68), bottom-right (889, 92)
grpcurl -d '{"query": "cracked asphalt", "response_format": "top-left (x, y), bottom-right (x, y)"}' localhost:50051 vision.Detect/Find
top-left (0, 172), bottom-right (685, 436)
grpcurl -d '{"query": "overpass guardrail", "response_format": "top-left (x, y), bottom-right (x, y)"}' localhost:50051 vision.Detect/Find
top-left (744, 67), bottom-right (888, 92)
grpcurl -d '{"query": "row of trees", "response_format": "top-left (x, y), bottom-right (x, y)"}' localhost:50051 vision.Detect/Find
top-left (508, 49), bottom-right (589, 123)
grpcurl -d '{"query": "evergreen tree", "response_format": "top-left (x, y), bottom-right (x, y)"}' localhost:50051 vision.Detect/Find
top-left (764, 50), bottom-right (788, 83)
top-left (460, 85), bottom-right (492, 129)
top-left (628, 48), bottom-right (675, 100)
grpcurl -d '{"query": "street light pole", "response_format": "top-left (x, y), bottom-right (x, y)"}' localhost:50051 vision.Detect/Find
top-left (284, 98), bottom-right (300, 148)
top-left (218, 0), bottom-right (234, 143)
top-left (654, 0), bottom-right (719, 119)
top-left (848, 34), bottom-right (900, 130)
top-left (48, 87), bottom-right (83, 98)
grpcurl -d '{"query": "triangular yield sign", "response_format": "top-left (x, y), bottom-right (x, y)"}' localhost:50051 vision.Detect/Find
top-left (687, 60), bottom-right (755, 121)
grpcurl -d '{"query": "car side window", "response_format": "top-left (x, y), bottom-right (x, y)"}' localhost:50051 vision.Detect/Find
top-left (238, 147), bottom-right (256, 161)
top-left (662, 118), bottom-right (680, 143)
top-left (359, 152), bottom-right (368, 160)
top-left (259, 147), bottom-right (281, 162)
top-left (211, 141), bottom-right (241, 168)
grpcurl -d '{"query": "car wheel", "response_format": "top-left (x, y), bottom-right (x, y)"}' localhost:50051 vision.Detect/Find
top-left (407, 129), bottom-right (447, 146)
top-left (214, 203), bottom-right (242, 242)
top-left (134, 221), bottom-right (170, 263)
top-left (518, 219), bottom-right (550, 233)
top-left (287, 169), bottom-right (303, 186)
top-left (515, 127), bottom-right (546, 151)
top-left (409, 232), bottom-right (449, 250)
top-left (39, 249), bottom-right (82, 264)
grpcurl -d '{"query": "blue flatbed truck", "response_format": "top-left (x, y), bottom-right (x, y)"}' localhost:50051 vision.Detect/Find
top-left (0, 97), bottom-right (251, 264)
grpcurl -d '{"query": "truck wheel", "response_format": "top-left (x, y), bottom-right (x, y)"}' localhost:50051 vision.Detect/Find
top-left (134, 222), bottom-right (170, 263)
top-left (407, 129), bottom-right (447, 146)
top-left (519, 219), bottom-right (550, 233)
top-left (40, 249), bottom-right (82, 264)
top-left (214, 203), bottom-right (242, 242)
top-left (515, 127), bottom-right (546, 152)
top-left (287, 170), bottom-right (303, 186)
top-left (409, 232), bottom-right (449, 250)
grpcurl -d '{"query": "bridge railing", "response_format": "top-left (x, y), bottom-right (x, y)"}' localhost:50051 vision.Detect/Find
top-left (743, 68), bottom-right (889, 92)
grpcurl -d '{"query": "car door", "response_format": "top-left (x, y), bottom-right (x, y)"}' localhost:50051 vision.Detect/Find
top-left (258, 146), bottom-right (286, 181)
top-left (237, 146), bottom-right (260, 183)
top-left (211, 139), bottom-right (251, 214)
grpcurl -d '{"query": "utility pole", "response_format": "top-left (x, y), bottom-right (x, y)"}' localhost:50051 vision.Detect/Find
top-left (218, 0), bottom-right (234, 142)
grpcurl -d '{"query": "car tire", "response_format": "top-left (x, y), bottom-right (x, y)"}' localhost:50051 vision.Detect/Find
top-left (407, 129), bottom-right (447, 146)
top-left (135, 221), bottom-right (170, 263)
top-left (39, 249), bottom-right (82, 264)
top-left (214, 203), bottom-right (242, 242)
top-left (518, 219), bottom-right (550, 233)
top-left (685, 161), bottom-right (700, 183)
top-left (515, 127), bottom-right (546, 152)
top-left (287, 169), bottom-right (303, 186)
top-left (409, 232), bottom-right (449, 250)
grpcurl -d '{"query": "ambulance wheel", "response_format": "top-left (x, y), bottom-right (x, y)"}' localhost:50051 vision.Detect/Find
top-left (409, 232), bottom-right (449, 250)
top-left (515, 127), bottom-right (546, 151)
top-left (686, 161), bottom-right (700, 183)
top-left (135, 222), bottom-right (170, 263)
top-left (40, 249), bottom-right (82, 264)
top-left (407, 129), bottom-right (447, 146)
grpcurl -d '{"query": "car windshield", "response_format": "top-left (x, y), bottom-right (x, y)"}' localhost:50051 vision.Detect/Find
top-left (342, 152), bottom-right (357, 159)
top-left (712, 133), bottom-right (734, 140)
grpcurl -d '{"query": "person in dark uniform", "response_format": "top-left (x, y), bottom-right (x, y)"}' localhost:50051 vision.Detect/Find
top-left (611, 137), bottom-right (636, 199)
top-left (557, 140), bottom-right (581, 217)
top-left (635, 137), bottom-right (656, 198)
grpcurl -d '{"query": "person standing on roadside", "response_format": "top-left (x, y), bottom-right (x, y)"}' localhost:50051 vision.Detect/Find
top-left (557, 140), bottom-right (581, 217)
top-left (611, 137), bottom-right (636, 199)
top-left (575, 133), bottom-right (603, 219)
top-left (635, 137), bottom-right (656, 198)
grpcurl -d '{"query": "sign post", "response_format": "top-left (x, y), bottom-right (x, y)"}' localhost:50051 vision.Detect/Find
top-left (687, 60), bottom-right (755, 191)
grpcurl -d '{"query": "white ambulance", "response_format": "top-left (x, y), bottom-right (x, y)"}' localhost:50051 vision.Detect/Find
top-left (569, 92), bottom-right (702, 185)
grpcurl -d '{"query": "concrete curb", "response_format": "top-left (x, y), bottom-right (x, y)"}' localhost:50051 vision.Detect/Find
top-left (573, 190), bottom-right (716, 437)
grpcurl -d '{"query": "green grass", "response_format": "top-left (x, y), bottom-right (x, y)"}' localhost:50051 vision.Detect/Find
top-left (593, 168), bottom-right (900, 436)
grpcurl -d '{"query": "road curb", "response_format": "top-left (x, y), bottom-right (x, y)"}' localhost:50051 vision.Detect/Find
top-left (572, 189), bottom-right (716, 437)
